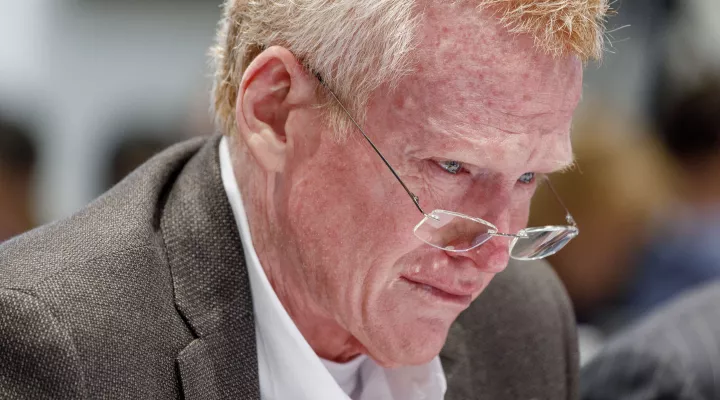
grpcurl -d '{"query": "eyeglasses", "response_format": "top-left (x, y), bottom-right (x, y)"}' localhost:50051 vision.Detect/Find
top-left (318, 80), bottom-right (579, 261)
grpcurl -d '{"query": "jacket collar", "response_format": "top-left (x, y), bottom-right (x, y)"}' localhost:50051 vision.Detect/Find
top-left (161, 135), bottom-right (260, 400)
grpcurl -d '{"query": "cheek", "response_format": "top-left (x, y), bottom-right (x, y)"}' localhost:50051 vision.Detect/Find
top-left (285, 139), bottom-right (422, 313)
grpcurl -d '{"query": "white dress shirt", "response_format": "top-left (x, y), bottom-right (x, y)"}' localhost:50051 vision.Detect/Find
top-left (219, 137), bottom-right (447, 400)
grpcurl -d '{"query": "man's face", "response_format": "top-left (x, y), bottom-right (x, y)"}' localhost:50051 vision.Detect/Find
top-left (280, 6), bottom-right (581, 366)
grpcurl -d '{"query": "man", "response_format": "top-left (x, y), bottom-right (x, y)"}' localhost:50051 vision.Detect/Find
top-left (0, 117), bottom-right (37, 242)
top-left (0, 1), bottom-right (608, 399)
top-left (619, 78), bottom-right (720, 320)
top-left (582, 280), bottom-right (720, 400)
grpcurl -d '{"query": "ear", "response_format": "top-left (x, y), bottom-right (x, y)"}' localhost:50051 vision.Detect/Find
top-left (235, 46), bottom-right (316, 173)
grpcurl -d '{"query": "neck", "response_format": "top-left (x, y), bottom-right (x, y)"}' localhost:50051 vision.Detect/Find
top-left (250, 206), bottom-right (367, 363)
top-left (232, 147), bottom-right (366, 363)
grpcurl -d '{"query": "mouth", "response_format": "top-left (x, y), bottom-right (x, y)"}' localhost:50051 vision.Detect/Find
top-left (400, 277), bottom-right (474, 307)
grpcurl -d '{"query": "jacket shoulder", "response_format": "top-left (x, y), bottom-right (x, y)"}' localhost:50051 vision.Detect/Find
top-left (0, 288), bottom-right (85, 398)
top-left (461, 259), bottom-right (576, 341)
top-left (0, 137), bottom-right (209, 291)
top-left (0, 137), bottom-right (211, 398)
top-left (457, 260), bottom-right (578, 399)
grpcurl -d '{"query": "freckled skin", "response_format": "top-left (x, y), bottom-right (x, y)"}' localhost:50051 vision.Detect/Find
top-left (237, 4), bottom-right (582, 368)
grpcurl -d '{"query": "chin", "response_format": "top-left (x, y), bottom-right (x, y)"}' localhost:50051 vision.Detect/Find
top-left (364, 314), bottom-right (453, 368)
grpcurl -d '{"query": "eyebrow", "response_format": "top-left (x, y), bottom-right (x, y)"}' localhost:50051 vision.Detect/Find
top-left (551, 158), bottom-right (578, 174)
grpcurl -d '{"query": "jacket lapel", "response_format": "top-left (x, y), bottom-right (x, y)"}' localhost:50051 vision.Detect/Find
top-left (161, 136), bottom-right (260, 400)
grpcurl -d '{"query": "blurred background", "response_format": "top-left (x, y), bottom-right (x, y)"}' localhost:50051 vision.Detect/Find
top-left (1, 0), bottom-right (719, 366)
top-left (0, 0), bottom-right (217, 232)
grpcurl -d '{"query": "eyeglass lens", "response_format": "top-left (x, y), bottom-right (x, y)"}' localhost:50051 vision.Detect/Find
top-left (414, 211), bottom-right (495, 252)
top-left (509, 227), bottom-right (579, 260)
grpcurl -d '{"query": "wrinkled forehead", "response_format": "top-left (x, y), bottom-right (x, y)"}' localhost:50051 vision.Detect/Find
top-left (399, 3), bottom-right (583, 139)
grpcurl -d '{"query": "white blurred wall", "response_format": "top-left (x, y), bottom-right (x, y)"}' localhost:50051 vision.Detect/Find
top-left (0, 0), bottom-right (221, 222)
top-left (667, 0), bottom-right (720, 87)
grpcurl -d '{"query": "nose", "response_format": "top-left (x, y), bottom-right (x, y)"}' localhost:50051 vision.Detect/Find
top-left (445, 206), bottom-right (513, 273)
top-left (445, 238), bottom-right (511, 274)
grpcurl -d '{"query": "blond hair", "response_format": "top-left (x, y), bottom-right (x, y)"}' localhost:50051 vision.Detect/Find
top-left (212, 0), bottom-right (610, 137)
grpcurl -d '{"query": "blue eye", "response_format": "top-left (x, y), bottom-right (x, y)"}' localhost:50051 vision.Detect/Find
top-left (437, 160), bottom-right (463, 174)
top-left (518, 172), bottom-right (536, 184)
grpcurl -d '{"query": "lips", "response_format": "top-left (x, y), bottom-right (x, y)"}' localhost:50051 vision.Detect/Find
top-left (400, 277), bottom-right (474, 307)
top-left (396, 249), bottom-right (491, 307)
top-left (401, 276), bottom-right (480, 298)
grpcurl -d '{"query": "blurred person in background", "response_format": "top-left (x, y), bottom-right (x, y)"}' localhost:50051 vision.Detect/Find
top-left (528, 109), bottom-right (673, 330)
top-left (105, 131), bottom-right (177, 190)
top-left (579, 75), bottom-right (720, 399)
top-left (0, 0), bottom-right (610, 398)
top-left (619, 78), bottom-right (720, 320)
top-left (0, 117), bottom-right (37, 242)
top-left (582, 279), bottom-right (720, 400)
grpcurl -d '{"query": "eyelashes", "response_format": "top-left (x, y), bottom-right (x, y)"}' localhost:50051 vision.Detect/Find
top-left (517, 172), bottom-right (536, 184)
top-left (436, 160), bottom-right (463, 174)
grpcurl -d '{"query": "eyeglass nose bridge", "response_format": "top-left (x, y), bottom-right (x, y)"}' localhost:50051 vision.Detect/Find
top-left (489, 231), bottom-right (529, 239)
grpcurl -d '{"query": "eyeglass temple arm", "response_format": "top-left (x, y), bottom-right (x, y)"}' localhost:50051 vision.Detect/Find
top-left (545, 179), bottom-right (577, 226)
top-left (319, 82), bottom-right (428, 216)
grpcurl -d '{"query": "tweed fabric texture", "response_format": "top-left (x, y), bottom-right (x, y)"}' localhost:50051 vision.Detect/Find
top-left (0, 135), bottom-right (577, 399)
top-left (582, 281), bottom-right (720, 400)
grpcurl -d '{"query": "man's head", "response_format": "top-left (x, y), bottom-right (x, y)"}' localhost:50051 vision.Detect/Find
top-left (212, 0), bottom-right (608, 366)
top-left (656, 78), bottom-right (720, 173)
top-left (654, 77), bottom-right (720, 206)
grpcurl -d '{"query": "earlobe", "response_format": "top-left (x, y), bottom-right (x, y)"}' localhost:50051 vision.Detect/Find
top-left (247, 127), bottom-right (286, 172)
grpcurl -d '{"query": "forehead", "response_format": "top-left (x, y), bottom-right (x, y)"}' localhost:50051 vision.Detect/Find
top-left (373, 3), bottom-right (582, 170)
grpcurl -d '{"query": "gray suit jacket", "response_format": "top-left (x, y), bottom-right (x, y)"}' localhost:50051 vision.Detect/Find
top-left (582, 281), bottom-right (720, 400)
top-left (0, 136), bottom-right (578, 399)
